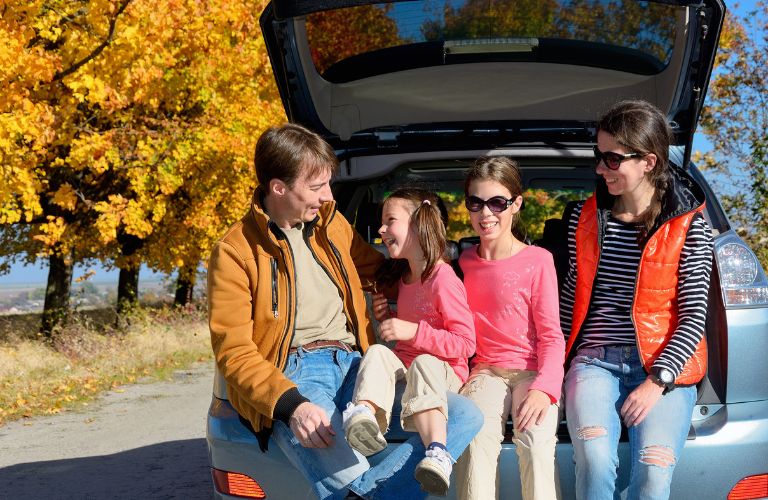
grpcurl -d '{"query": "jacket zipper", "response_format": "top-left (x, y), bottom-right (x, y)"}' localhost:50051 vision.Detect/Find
top-left (272, 227), bottom-right (296, 369)
top-left (270, 258), bottom-right (278, 319)
top-left (328, 240), bottom-right (359, 338)
top-left (323, 206), bottom-right (360, 338)
top-left (302, 230), bottom-right (356, 336)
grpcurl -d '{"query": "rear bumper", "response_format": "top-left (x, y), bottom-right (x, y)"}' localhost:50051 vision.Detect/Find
top-left (207, 397), bottom-right (768, 499)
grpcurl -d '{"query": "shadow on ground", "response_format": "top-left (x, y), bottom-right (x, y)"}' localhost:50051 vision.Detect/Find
top-left (0, 438), bottom-right (211, 499)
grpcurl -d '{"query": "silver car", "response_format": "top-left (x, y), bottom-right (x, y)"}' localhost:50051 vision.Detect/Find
top-left (207, 0), bottom-right (768, 498)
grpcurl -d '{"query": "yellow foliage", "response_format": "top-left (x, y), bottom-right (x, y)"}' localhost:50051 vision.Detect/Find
top-left (51, 184), bottom-right (79, 211)
top-left (2, 0), bottom-right (285, 282)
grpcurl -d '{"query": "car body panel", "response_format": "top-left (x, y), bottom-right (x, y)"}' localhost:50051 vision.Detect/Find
top-left (208, 394), bottom-right (768, 499)
top-left (723, 307), bottom-right (768, 403)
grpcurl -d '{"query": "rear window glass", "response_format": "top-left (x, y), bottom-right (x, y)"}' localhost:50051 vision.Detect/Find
top-left (349, 162), bottom-right (593, 244)
top-left (305, 0), bottom-right (680, 82)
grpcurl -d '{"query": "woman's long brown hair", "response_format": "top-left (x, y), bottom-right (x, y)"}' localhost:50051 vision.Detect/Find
top-left (598, 100), bottom-right (672, 244)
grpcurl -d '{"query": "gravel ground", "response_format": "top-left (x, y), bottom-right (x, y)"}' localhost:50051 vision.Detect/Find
top-left (0, 361), bottom-right (216, 499)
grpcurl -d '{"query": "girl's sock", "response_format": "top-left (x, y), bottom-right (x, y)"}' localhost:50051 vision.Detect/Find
top-left (427, 441), bottom-right (447, 452)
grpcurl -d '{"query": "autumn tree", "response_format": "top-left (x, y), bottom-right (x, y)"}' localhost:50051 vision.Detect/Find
top-left (304, 4), bottom-right (403, 75)
top-left (419, 0), bottom-right (675, 66)
top-left (696, 2), bottom-right (768, 268)
top-left (0, 0), bottom-right (284, 333)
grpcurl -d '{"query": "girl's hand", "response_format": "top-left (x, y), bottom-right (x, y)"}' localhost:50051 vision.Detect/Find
top-left (371, 293), bottom-right (391, 322)
top-left (620, 378), bottom-right (664, 427)
top-left (379, 318), bottom-right (418, 342)
top-left (516, 389), bottom-right (551, 432)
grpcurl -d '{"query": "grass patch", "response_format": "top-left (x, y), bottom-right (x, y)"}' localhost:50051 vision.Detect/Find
top-left (0, 306), bottom-right (212, 426)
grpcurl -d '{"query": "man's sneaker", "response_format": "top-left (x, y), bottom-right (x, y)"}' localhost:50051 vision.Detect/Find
top-left (414, 446), bottom-right (453, 496)
top-left (342, 402), bottom-right (386, 456)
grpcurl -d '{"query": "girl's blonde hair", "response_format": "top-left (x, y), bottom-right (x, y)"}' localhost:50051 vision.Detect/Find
top-left (375, 188), bottom-right (448, 286)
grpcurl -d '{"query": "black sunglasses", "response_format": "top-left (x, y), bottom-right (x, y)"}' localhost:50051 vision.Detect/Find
top-left (593, 145), bottom-right (643, 170)
top-left (465, 195), bottom-right (516, 213)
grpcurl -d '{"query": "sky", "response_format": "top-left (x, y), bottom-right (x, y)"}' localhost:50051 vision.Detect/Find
top-left (0, 0), bottom-right (759, 287)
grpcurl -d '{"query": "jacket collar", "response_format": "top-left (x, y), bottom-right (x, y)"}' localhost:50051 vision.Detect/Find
top-left (249, 187), bottom-right (338, 241)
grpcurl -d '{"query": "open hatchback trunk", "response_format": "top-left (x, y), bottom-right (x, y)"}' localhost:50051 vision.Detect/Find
top-left (260, 0), bottom-right (724, 166)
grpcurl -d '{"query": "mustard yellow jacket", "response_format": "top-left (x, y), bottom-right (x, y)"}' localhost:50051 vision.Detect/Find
top-left (208, 191), bottom-right (383, 438)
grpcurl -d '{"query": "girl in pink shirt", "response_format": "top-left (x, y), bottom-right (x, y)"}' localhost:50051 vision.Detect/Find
top-left (342, 188), bottom-right (476, 497)
top-left (454, 157), bottom-right (565, 500)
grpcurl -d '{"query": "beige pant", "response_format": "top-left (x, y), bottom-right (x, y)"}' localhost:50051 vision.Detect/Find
top-left (455, 364), bottom-right (561, 500)
top-left (353, 344), bottom-right (462, 432)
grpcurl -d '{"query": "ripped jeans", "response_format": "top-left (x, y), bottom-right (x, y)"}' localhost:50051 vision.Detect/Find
top-left (564, 346), bottom-right (696, 500)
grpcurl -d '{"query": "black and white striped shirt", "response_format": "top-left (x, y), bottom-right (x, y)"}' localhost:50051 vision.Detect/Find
top-left (560, 201), bottom-right (714, 378)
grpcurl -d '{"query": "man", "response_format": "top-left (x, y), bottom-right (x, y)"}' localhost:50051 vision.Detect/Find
top-left (208, 123), bottom-right (481, 499)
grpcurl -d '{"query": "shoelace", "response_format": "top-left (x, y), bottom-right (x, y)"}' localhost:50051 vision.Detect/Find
top-left (425, 448), bottom-right (453, 471)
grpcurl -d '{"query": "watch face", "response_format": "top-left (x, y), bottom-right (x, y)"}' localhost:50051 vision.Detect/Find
top-left (659, 369), bottom-right (674, 384)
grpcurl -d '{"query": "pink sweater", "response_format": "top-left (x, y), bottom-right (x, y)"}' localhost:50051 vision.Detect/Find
top-left (459, 245), bottom-right (565, 401)
top-left (393, 263), bottom-right (476, 382)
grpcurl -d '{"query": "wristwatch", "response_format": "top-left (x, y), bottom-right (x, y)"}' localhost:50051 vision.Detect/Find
top-left (649, 367), bottom-right (675, 394)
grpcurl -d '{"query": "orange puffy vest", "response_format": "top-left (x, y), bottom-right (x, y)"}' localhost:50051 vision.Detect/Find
top-left (564, 196), bottom-right (708, 385)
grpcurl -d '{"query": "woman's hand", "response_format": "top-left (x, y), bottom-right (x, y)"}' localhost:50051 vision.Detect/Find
top-left (621, 378), bottom-right (665, 427)
top-left (371, 293), bottom-right (391, 322)
top-left (379, 317), bottom-right (418, 342)
top-left (516, 389), bottom-right (552, 432)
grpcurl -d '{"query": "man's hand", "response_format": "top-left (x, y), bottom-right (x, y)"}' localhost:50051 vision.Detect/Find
top-left (379, 317), bottom-right (418, 342)
top-left (289, 402), bottom-right (335, 448)
top-left (620, 378), bottom-right (664, 427)
top-left (515, 389), bottom-right (552, 432)
top-left (371, 293), bottom-right (392, 322)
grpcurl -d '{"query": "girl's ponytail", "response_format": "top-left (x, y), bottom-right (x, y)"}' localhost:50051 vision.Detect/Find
top-left (411, 196), bottom-right (448, 283)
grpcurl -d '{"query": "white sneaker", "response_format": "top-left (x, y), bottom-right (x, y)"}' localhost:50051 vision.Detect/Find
top-left (414, 446), bottom-right (453, 497)
top-left (342, 402), bottom-right (386, 456)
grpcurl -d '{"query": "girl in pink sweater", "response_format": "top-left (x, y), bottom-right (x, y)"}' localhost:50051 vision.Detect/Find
top-left (455, 157), bottom-right (565, 500)
top-left (342, 188), bottom-right (476, 496)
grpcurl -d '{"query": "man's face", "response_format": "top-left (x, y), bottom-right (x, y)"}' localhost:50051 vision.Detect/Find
top-left (280, 166), bottom-right (334, 227)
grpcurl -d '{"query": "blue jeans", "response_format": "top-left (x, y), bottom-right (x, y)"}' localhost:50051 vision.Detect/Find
top-left (564, 346), bottom-right (696, 500)
top-left (271, 347), bottom-right (483, 500)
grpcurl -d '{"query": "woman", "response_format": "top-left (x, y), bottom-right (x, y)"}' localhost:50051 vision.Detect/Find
top-left (560, 100), bottom-right (714, 499)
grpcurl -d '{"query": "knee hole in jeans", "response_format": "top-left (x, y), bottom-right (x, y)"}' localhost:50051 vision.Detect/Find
top-left (639, 445), bottom-right (676, 468)
top-left (576, 426), bottom-right (607, 440)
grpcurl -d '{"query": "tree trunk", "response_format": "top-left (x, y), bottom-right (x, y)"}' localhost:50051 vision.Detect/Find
top-left (117, 267), bottom-right (139, 314)
top-left (174, 273), bottom-right (195, 307)
top-left (41, 253), bottom-right (73, 337)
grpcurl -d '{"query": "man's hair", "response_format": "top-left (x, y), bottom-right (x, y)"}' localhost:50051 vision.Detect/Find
top-left (254, 123), bottom-right (338, 187)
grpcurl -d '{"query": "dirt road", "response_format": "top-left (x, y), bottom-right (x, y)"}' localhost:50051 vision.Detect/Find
top-left (0, 361), bottom-right (215, 499)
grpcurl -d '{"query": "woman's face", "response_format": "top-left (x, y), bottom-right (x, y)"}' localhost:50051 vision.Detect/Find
top-left (378, 198), bottom-right (419, 260)
top-left (466, 179), bottom-right (522, 244)
top-left (596, 130), bottom-right (656, 198)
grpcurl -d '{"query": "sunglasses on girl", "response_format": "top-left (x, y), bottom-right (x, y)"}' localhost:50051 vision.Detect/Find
top-left (465, 195), bottom-right (516, 213)
top-left (593, 145), bottom-right (643, 170)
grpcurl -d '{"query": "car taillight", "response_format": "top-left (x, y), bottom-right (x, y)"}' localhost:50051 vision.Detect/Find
top-left (715, 236), bottom-right (768, 307)
top-left (728, 474), bottom-right (768, 500)
top-left (212, 468), bottom-right (266, 499)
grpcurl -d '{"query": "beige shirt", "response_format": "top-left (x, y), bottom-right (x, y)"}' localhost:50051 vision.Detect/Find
top-left (283, 224), bottom-right (355, 348)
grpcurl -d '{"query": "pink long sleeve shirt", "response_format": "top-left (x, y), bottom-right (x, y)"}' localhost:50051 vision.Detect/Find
top-left (393, 263), bottom-right (476, 383)
top-left (459, 245), bottom-right (565, 401)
